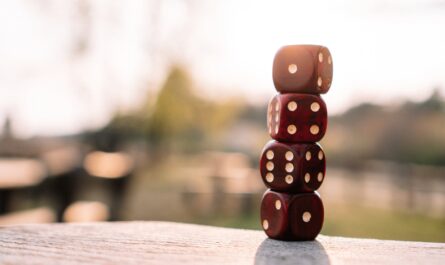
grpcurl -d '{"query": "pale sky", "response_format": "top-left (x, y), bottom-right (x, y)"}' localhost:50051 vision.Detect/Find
top-left (1, 0), bottom-right (445, 137)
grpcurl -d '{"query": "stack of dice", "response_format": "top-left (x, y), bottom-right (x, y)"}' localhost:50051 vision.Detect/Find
top-left (259, 45), bottom-right (333, 241)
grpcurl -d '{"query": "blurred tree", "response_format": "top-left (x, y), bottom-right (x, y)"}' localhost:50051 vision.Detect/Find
top-left (411, 88), bottom-right (443, 112)
top-left (147, 66), bottom-right (203, 151)
top-left (327, 89), bottom-right (445, 167)
top-left (1, 117), bottom-right (13, 140)
top-left (100, 65), bottom-right (243, 154)
top-left (378, 89), bottom-right (445, 165)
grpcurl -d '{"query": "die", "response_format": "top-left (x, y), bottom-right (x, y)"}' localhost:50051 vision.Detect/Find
top-left (272, 45), bottom-right (333, 94)
top-left (267, 93), bottom-right (327, 143)
top-left (260, 140), bottom-right (325, 193)
top-left (260, 190), bottom-right (324, 241)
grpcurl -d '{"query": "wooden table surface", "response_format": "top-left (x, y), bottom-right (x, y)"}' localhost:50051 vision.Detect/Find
top-left (1, 221), bottom-right (444, 264)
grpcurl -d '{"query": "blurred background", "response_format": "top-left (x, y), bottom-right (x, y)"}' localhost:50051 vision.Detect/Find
top-left (1, 0), bottom-right (445, 242)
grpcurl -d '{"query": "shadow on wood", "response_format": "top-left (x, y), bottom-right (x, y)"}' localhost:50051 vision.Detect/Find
top-left (255, 238), bottom-right (330, 265)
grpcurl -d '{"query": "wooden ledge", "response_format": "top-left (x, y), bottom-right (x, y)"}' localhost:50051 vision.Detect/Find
top-left (1, 221), bottom-right (444, 264)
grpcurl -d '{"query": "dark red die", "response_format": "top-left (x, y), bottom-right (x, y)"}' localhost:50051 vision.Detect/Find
top-left (260, 140), bottom-right (326, 193)
top-left (260, 190), bottom-right (324, 241)
top-left (267, 93), bottom-right (327, 143)
top-left (273, 45), bottom-right (333, 94)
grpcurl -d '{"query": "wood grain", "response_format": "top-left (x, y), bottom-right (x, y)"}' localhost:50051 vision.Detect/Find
top-left (0, 221), bottom-right (444, 265)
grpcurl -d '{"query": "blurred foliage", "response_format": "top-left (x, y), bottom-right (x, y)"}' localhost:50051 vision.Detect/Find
top-left (326, 90), bottom-right (445, 166)
top-left (103, 66), bottom-right (244, 153)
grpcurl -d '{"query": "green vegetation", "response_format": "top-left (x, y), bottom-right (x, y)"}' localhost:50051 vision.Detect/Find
top-left (323, 204), bottom-right (445, 242)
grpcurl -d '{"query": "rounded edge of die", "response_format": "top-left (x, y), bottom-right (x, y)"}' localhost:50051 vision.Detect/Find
top-left (301, 143), bottom-right (326, 192)
top-left (309, 95), bottom-right (328, 141)
top-left (317, 46), bottom-right (333, 94)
